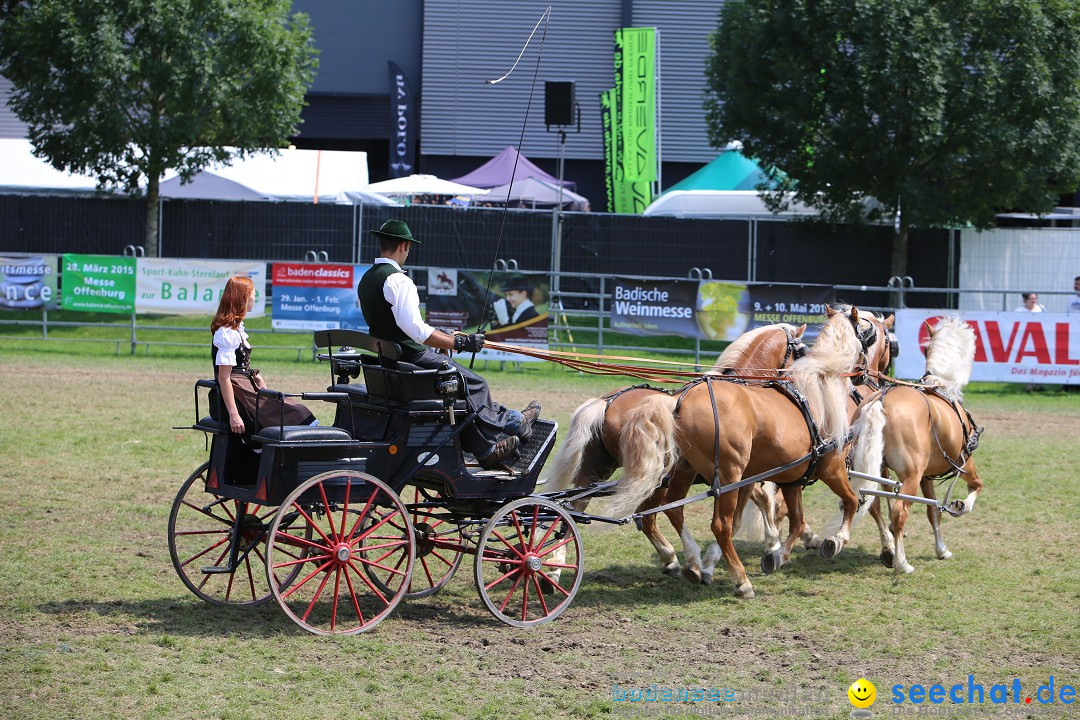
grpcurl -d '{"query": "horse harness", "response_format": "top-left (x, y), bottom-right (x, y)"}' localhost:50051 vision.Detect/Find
top-left (881, 380), bottom-right (983, 482)
top-left (672, 375), bottom-right (838, 491)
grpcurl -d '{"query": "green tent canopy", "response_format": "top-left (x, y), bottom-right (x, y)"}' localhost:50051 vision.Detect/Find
top-left (665, 150), bottom-right (783, 193)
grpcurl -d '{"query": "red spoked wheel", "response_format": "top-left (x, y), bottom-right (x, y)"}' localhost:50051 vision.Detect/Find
top-left (265, 471), bottom-right (414, 635)
top-left (403, 487), bottom-right (464, 598)
top-left (168, 463), bottom-right (303, 606)
top-left (473, 497), bottom-right (584, 628)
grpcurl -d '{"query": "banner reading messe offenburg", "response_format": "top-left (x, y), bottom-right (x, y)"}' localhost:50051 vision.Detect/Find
top-left (612, 278), bottom-right (834, 341)
top-left (894, 309), bottom-right (1080, 384)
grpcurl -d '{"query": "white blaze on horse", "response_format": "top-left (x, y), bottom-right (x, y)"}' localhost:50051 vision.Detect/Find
top-left (544, 323), bottom-right (807, 578)
top-left (846, 315), bottom-right (984, 574)
top-left (609, 306), bottom-right (879, 597)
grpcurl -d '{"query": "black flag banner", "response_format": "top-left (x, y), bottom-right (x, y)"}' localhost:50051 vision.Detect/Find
top-left (387, 61), bottom-right (415, 178)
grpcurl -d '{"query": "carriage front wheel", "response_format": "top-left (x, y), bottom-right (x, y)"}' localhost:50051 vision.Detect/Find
top-left (473, 497), bottom-right (584, 628)
top-left (264, 471), bottom-right (414, 635)
top-left (168, 462), bottom-right (281, 606)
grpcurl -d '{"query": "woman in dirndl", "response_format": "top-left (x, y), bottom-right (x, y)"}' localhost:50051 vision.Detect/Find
top-left (211, 275), bottom-right (315, 434)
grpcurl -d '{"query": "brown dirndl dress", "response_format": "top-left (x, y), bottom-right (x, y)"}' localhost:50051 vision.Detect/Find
top-left (212, 331), bottom-right (315, 432)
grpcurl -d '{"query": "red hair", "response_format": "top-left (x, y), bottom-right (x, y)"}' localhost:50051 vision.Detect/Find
top-left (211, 276), bottom-right (255, 333)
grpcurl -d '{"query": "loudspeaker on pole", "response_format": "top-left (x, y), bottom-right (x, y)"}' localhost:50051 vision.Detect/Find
top-left (545, 81), bottom-right (576, 127)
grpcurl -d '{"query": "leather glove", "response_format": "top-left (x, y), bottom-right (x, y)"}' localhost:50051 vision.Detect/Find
top-left (453, 333), bottom-right (485, 353)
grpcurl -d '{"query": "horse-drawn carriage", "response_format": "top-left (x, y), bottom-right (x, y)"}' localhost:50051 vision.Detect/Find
top-left (169, 309), bottom-right (984, 634)
top-left (168, 329), bottom-right (622, 634)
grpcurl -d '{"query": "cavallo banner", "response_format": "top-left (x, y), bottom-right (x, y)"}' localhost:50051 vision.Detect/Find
top-left (894, 310), bottom-right (1080, 385)
top-left (387, 61), bottom-right (415, 178)
top-left (615, 27), bottom-right (656, 183)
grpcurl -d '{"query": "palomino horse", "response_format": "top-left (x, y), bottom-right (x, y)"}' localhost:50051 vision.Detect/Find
top-left (779, 310), bottom-right (898, 552)
top-left (610, 306), bottom-right (878, 597)
top-left (848, 316), bottom-right (984, 573)
top-left (545, 323), bottom-right (807, 577)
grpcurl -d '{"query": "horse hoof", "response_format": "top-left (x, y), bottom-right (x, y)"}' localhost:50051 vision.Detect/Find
top-left (949, 500), bottom-right (968, 516)
top-left (662, 564), bottom-right (682, 578)
top-left (880, 549), bottom-right (894, 568)
top-left (700, 572), bottom-right (713, 586)
top-left (937, 549), bottom-right (953, 560)
top-left (761, 550), bottom-right (783, 575)
top-left (897, 563), bottom-right (915, 574)
top-left (803, 536), bottom-right (822, 550)
top-left (734, 583), bottom-right (755, 599)
top-left (682, 566), bottom-right (701, 584)
top-left (819, 538), bottom-right (841, 560)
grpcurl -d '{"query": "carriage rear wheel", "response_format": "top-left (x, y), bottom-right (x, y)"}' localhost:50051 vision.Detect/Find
top-left (264, 471), bottom-right (414, 635)
top-left (403, 487), bottom-right (464, 598)
top-left (168, 463), bottom-right (298, 607)
top-left (473, 497), bottom-right (584, 628)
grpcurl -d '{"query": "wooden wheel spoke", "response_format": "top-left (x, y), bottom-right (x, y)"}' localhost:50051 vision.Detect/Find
top-left (282, 558), bottom-right (335, 600)
top-left (531, 576), bottom-right (550, 616)
top-left (346, 560), bottom-right (392, 606)
top-left (498, 572), bottom-right (525, 613)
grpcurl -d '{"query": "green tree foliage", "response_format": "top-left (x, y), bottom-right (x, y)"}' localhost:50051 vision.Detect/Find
top-left (704, 0), bottom-right (1080, 278)
top-left (0, 0), bottom-right (318, 255)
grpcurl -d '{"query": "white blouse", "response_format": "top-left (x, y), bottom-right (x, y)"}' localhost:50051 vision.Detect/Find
top-left (213, 322), bottom-right (250, 366)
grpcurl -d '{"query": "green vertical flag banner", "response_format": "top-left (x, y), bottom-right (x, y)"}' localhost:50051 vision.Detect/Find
top-left (600, 89), bottom-right (618, 213)
top-left (615, 27), bottom-right (657, 184)
top-left (61, 254), bottom-right (136, 313)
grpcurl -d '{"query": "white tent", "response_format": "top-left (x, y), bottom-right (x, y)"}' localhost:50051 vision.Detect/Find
top-left (0, 138), bottom-right (99, 192)
top-left (204, 148), bottom-right (368, 200)
top-left (364, 174), bottom-right (489, 197)
top-left (643, 190), bottom-right (817, 218)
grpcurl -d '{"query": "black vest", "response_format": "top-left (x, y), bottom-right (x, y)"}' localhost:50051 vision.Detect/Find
top-left (357, 262), bottom-right (426, 355)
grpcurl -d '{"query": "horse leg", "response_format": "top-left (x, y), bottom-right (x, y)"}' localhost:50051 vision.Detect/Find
top-left (815, 458), bottom-right (860, 559)
top-left (889, 473), bottom-right (920, 574)
top-left (748, 482), bottom-right (782, 553)
top-left (702, 485), bottom-right (755, 584)
top-left (637, 486), bottom-right (681, 577)
top-left (867, 496), bottom-right (896, 568)
top-left (762, 484), bottom-right (805, 574)
top-left (919, 476), bottom-right (952, 560)
top-left (947, 460), bottom-right (984, 517)
top-left (709, 489), bottom-right (753, 597)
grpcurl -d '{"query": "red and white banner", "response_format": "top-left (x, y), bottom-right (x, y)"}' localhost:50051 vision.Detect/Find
top-left (895, 310), bottom-right (1080, 384)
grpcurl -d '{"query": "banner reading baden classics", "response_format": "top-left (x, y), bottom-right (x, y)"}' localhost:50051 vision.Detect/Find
top-left (136, 259), bottom-right (266, 315)
top-left (61, 254), bottom-right (136, 313)
top-left (271, 262), bottom-right (370, 330)
top-left (895, 309), bottom-right (1080, 384)
top-left (1, 255), bottom-right (60, 310)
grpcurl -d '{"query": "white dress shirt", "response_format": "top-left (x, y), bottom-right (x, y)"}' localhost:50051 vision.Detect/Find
top-left (374, 258), bottom-right (436, 344)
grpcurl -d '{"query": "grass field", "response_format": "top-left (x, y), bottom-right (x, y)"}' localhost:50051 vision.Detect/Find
top-left (0, 341), bottom-right (1078, 720)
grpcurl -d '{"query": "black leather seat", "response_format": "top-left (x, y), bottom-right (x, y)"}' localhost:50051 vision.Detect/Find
top-left (253, 425), bottom-right (354, 444)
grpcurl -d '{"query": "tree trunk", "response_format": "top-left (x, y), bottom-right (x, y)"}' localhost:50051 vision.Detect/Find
top-left (889, 228), bottom-right (909, 309)
top-left (144, 174), bottom-right (160, 257)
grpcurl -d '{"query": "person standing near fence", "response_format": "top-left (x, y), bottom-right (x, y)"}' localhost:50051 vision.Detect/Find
top-left (1069, 276), bottom-right (1080, 313)
top-left (1013, 292), bottom-right (1045, 312)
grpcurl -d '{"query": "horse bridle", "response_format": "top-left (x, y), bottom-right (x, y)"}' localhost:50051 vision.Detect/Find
top-left (783, 327), bottom-right (808, 367)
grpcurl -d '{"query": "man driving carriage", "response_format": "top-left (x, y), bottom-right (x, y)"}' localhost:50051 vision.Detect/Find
top-left (357, 219), bottom-right (541, 468)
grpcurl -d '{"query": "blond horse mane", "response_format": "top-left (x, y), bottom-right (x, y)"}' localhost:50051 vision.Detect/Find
top-left (923, 316), bottom-right (976, 401)
top-left (786, 309), bottom-right (865, 447)
top-left (707, 323), bottom-right (798, 375)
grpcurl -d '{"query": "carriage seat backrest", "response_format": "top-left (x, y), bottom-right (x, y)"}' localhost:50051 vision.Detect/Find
top-left (313, 328), bottom-right (464, 405)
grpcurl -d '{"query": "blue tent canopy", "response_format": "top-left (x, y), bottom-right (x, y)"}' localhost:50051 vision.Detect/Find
top-left (665, 151), bottom-right (783, 193)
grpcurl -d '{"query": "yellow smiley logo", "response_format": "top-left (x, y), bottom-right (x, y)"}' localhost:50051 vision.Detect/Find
top-left (848, 678), bottom-right (876, 708)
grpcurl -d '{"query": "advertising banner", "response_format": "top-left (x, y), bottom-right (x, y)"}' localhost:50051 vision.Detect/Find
top-left (611, 277), bottom-right (700, 338)
top-left (387, 61), bottom-right (416, 178)
top-left (425, 269), bottom-right (548, 362)
top-left (61, 254), bottom-right (136, 313)
top-left (135, 259), bottom-right (266, 315)
top-left (271, 262), bottom-right (370, 330)
top-left (613, 279), bottom-right (835, 341)
top-left (0, 255), bottom-right (59, 310)
top-left (615, 27), bottom-right (657, 183)
top-left (895, 309), bottom-right (1080, 384)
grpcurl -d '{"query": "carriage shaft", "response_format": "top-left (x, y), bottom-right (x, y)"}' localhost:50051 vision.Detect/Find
top-left (859, 487), bottom-right (938, 507)
top-left (848, 470), bottom-right (901, 488)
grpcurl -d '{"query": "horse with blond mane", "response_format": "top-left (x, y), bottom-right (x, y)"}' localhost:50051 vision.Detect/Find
top-left (545, 323), bottom-right (807, 577)
top-left (846, 315), bottom-right (984, 573)
top-left (610, 306), bottom-right (879, 597)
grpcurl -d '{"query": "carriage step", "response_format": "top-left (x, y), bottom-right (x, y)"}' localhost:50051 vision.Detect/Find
top-left (201, 564), bottom-right (237, 574)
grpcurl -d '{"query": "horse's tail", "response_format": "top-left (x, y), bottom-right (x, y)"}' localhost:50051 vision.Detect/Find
top-left (543, 397), bottom-right (608, 490)
top-left (605, 393), bottom-right (681, 520)
top-left (735, 483), bottom-right (770, 543)
top-left (849, 397), bottom-right (888, 526)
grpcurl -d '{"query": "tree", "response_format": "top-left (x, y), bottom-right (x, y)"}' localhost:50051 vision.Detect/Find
top-left (704, 0), bottom-right (1080, 280)
top-left (0, 0), bottom-right (318, 256)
